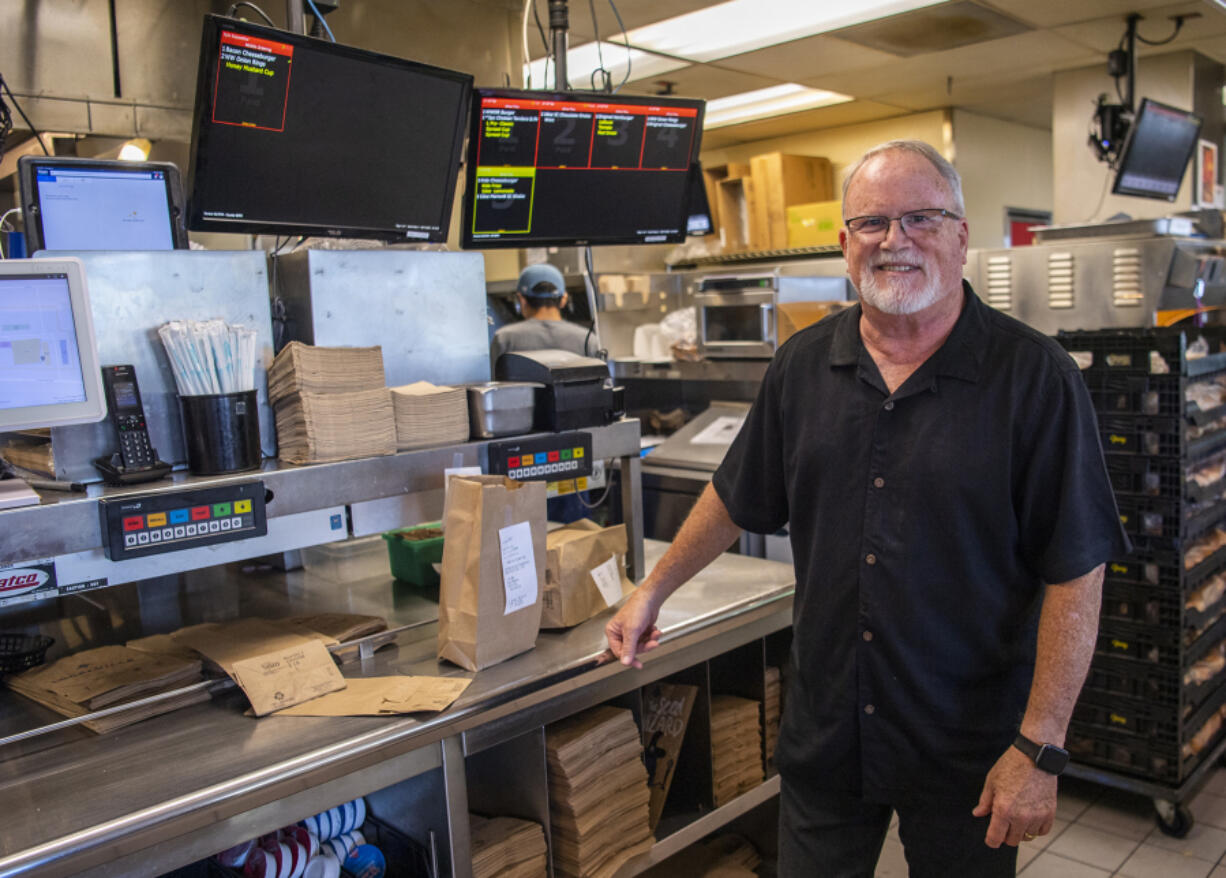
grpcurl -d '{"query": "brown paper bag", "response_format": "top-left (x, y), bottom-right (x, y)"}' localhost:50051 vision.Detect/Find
top-left (541, 519), bottom-right (634, 629)
top-left (438, 475), bottom-right (546, 671)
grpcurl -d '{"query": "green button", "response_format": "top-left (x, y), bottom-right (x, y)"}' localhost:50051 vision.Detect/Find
top-left (213, 502), bottom-right (232, 517)
top-left (560, 448), bottom-right (572, 460)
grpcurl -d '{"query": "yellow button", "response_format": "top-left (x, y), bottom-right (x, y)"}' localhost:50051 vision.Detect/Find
top-left (146, 513), bottom-right (167, 527)
top-left (576, 477), bottom-right (588, 490)
top-left (234, 499), bottom-right (252, 514)
top-left (573, 447), bottom-right (584, 458)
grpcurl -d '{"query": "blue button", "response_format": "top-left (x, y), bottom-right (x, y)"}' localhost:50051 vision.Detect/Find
top-left (330, 514), bottom-right (343, 530)
top-left (536, 453), bottom-right (548, 464)
top-left (169, 509), bottom-right (189, 525)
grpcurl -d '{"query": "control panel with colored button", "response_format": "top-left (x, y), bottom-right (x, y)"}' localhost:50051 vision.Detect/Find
top-left (487, 431), bottom-right (593, 481)
top-left (99, 482), bottom-right (267, 560)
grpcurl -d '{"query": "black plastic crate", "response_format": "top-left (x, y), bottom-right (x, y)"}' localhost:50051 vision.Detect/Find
top-left (1058, 327), bottom-right (1226, 378)
top-left (1083, 654), bottom-right (1180, 705)
top-left (1096, 620), bottom-right (1182, 667)
top-left (1083, 372), bottom-right (1186, 418)
top-left (1071, 696), bottom-right (1180, 742)
top-left (1105, 542), bottom-right (1226, 594)
top-left (1066, 726), bottom-right (1185, 783)
top-left (1100, 581), bottom-right (1181, 629)
top-left (1106, 454), bottom-right (1226, 504)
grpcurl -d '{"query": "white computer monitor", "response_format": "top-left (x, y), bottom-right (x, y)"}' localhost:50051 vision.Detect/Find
top-left (0, 257), bottom-right (107, 431)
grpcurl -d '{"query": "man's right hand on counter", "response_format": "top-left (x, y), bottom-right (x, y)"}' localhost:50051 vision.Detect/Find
top-left (605, 586), bottom-right (664, 669)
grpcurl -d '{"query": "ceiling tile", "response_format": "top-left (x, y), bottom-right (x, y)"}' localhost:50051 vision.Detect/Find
top-left (829, 0), bottom-right (1032, 57)
top-left (562, 0), bottom-right (715, 43)
top-left (1050, 3), bottom-right (1226, 54)
top-left (983, 0), bottom-right (1200, 29)
top-left (698, 100), bottom-right (913, 148)
top-left (617, 63), bottom-right (784, 100)
top-left (716, 33), bottom-right (900, 80)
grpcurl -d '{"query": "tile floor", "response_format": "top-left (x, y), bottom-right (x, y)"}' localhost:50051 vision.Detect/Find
top-left (873, 768), bottom-right (1226, 877)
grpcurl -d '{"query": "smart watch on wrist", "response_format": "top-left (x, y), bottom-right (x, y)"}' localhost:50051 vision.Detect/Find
top-left (1013, 733), bottom-right (1070, 775)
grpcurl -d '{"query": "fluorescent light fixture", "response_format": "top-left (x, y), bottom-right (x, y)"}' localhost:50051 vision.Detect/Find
top-left (704, 83), bottom-right (852, 128)
top-left (524, 41), bottom-right (688, 89)
top-left (625, 0), bottom-right (947, 62)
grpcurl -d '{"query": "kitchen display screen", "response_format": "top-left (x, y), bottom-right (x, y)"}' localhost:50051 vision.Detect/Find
top-left (187, 15), bottom-right (472, 241)
top-left (462, 88), bottom-right (705, 249)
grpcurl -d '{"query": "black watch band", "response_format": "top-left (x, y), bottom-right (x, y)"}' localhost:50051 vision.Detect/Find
top-left (1013, 733), bottom-right (1070, 775)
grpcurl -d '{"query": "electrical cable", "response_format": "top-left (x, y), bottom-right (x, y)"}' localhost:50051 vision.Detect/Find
top-left (1136, 17), bottom-right (1186, 46)
top-left (0, 88), bottom-right (12, 164)
top-left (581, 245), bottom-right (605, 360)
top-left (606, 0), bottom-right (631, 92)
top-left (587, 0), bottom-right (612, 93)
top-left (574, 461), bottom-right (615, 509)
top-left (226, 2), bottom-right (277, 27)
top-left (522, 0), bottom-right (534, 88)
top-left (1081, 165), bottom-right (1114, 224)
top-left (305, 0), bottom-right (336, 42)
top-left (532, 0), bottom-right (550, 59)
top-left (0, 75), bottom-right (49, 155)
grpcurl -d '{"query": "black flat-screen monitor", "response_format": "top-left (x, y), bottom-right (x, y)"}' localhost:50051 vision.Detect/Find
top-left (187, 15), bottom-right (473, 241)
top-left (18, 156), bottom-right (188, 252)
top-left (1112, 98), bottom-right (1203, 201)
top-left (461, 88), bottom-right (705, 249)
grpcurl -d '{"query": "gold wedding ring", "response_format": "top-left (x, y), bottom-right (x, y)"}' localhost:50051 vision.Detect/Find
top-left (1022, 832), bottom-right (1037, 841)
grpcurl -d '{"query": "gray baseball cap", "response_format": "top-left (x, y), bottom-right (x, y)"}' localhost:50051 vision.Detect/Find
top-left (517, 263), bottom-right (566, 300)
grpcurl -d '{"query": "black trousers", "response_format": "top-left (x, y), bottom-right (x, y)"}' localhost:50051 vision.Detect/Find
top-left (778, 777), bottom-right (1019, 878)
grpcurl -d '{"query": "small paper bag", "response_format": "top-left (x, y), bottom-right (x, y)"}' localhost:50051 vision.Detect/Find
top-left (541, 519), bottom-right (634, 629)
top-left (437, 475), bottom-right (546, 670)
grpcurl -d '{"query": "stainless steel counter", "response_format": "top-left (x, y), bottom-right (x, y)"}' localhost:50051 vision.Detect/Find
top-left (0, 541), bottom-right (795, 877)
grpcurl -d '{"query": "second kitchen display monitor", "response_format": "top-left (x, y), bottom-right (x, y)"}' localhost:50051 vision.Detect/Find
top-left (462, 88), bottom-right (705, 248)
top-left (187, 15), bottom-right (472, 241)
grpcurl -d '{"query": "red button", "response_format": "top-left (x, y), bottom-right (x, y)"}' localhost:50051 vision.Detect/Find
top-left (547, 450), bottom-right (560, 462)
top-left (507, 456), bottom-right (519, 468)
top-left (190, 506), bottom-right (211, 521)
top-left (123, 516), bottom-right (144, 531)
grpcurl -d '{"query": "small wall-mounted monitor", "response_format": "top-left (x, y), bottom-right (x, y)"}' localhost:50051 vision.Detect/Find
top-left (187, 15), bottom-right (473, 241)
top-left (461, 88), bottom-right (705, 249)
top-left (18, 156), bottom-right (188, 252)
top-left (0, 257), bottom-right (107, 432)
top-left (1112, 98), bottom-right (1203, 201)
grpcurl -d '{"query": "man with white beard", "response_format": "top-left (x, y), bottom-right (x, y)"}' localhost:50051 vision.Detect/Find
top-left (605, 140), bottom-right (1129, 876)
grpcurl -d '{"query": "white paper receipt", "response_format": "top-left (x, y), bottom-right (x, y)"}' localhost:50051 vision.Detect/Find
top-left (499, 520), bottom-right (538, 615)
top-left (691, 415), bottom-right (747, 446)
top-left (590, 556), bottom-right (624, 608)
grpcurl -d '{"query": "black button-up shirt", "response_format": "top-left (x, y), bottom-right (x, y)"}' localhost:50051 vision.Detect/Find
top-left (713, 284), bottom-right (1130, 805)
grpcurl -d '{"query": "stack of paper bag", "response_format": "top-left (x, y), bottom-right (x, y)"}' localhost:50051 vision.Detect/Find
top-left (390, 381), bottom-right (470, 450)
top-left (274, 388), bottom-right (395, 464)
top-left (267, 342), bottom-right (386, 403)
top-left (764, 666), bottom-right (781, 763)
top-left (470, 815), bottom-right (548, 878)
top-left (710, 695), bottom-right (764, 807)
top-left (5, 645), bottom-right (206, 733)
top-left (546, 705), bottom-right (653, 878)
top-left (268, 342), bottom-right (393, 464)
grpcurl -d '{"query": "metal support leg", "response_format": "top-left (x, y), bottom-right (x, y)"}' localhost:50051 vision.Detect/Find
top-left (442, 735), bottom-right (473, 878)
top-left (620, 453), bottom-right (645, 582)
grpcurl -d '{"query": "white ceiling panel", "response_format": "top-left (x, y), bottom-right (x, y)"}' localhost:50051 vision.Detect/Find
top-left (618, 63), bottom-right (784, 100)
top-left (715, 33), bottom-right (900, 81)
top-left (699, 99), bottom-right (911, 148)
top-left (982, 0), bottom-right (1202, 29)
top-left (1050, 4), bottom-right (1226, 54)
top-left (804, 29), bottom-right (1099, 99)
top-left (562, 0), bottom-right (720, 43)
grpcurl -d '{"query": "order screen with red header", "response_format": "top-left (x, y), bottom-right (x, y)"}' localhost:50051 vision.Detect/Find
top-left (462, 90), bottom-right (704, 249)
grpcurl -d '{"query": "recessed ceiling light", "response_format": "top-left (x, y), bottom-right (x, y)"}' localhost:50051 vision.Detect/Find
top-left (704, 83), bottom-right (853, 128)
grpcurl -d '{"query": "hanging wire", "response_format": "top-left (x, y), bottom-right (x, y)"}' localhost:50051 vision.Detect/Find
top-left (606, 0), bottom-right (632, 92)
top-left (0, 75), bottom-right (49, 155)
top-left (226, 2), bottom-right (277, 26)
top-left (304, 0), bottom-right (336, 42)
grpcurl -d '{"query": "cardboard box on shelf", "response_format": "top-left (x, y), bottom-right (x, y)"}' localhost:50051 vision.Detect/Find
top-left (702, 163), bottom-right (751, 242)
top-left (787, 200), bottom-right (843, 248)
top-left (751, 153), bottom-right (834, 249)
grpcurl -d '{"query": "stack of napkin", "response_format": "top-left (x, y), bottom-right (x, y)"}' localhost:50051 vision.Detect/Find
top-left (268, 343), bottom-right (394, 464)
top-left (470, 815), bottom-right (548, 878)
top-left (710, 695), bottom-right (764, 807)
top-left (390, 381), bottom-right (470, 450)
top-left (546, 705), bottom-right (653, 878)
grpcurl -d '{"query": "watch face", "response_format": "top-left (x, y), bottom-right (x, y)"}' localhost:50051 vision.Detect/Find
top-left (1036, 744), bottom-right (1070, 775)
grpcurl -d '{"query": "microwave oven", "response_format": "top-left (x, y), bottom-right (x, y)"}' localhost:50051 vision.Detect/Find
top-left (695, 273), bottom-right (850, 358)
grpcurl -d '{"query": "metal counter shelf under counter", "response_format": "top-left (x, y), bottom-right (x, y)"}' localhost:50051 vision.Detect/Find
top-left (0, 542), bottom-right (795, 878)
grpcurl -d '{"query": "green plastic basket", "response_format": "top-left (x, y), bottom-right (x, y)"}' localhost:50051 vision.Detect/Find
top-left (382, 521), bottom-right (445, 588)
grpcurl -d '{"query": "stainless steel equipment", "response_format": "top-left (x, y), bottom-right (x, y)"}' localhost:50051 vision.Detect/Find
top-left (464, 382), bottom-right (541, 438)
top-left (3, 251), bottom-right (278, 483)
top-left (968, 232), bottom-right (1226, 335)
top-left (273, 249), bottom-right (491, 387)
top-left (694, 271), bottom-right (850, 358)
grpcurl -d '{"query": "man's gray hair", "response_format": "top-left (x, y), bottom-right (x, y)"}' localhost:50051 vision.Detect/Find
top-left (841, 140), bottom-right (965, 216)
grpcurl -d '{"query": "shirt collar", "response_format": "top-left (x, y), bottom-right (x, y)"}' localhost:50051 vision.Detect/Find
top-left (829, 280), bottom-right (985, 384)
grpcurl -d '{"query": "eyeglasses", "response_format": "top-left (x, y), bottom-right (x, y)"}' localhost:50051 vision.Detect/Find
top-left (844, 208), bottom-right (962, 239)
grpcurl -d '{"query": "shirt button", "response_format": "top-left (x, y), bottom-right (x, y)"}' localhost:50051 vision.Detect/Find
top-left (865, 704), bottom-right (875, 715)
top-left (865, 553), bottom-right (877, 565)
top-left (863, 630), bottom-right (874, 642)
top-left (873, 477), bottom-right (885, 488)
top-left (884, 401), bottom-right (895, 411)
